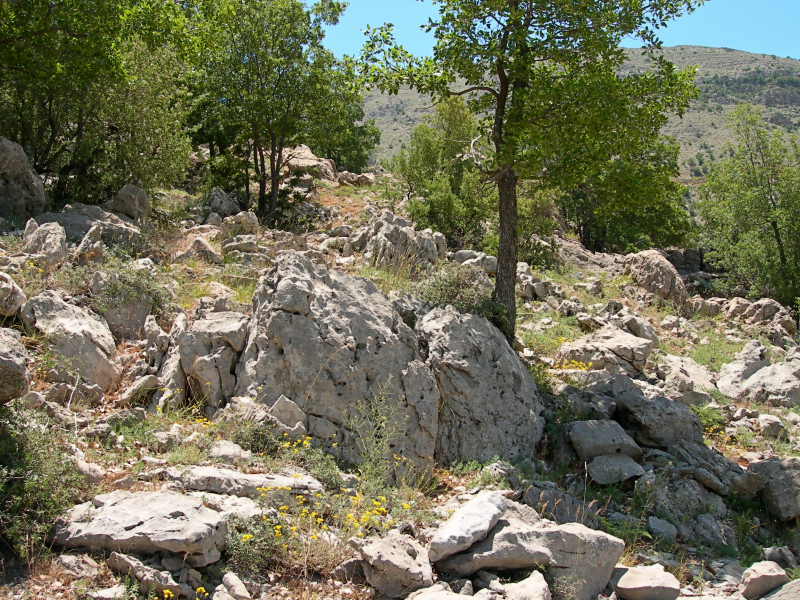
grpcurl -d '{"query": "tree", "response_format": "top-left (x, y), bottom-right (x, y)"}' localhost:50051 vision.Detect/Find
top-left (360, 0), bottom-right (702, 331)
top-left (0, 0), bottom-right (192, 204)
top-left (557, 137), bottom-right (692, 253)
top-left (202, 0), bottom-right (346, 219)
top-left (307, 67), bottom-right (381, 173)
top-left (700, 104), bottom-right (800, 308)
top-left (392, 97), bottom-right (497, 249)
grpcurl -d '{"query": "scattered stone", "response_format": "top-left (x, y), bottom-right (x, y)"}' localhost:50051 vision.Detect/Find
top-left (106, 184), bottom-right (151, 220)
top-left (88, 585), bottom-right (128, 600)
top-left (36, 202), bottom-right (141, 246)
top-left (587, 454), bottom-right (645, 485)
top-left (625, 249), bottom-right (687, 306)
top-left (613, 392), bottom-right (704, 448)
top-left (107, 552), bottom-right (192, 598)
top-left (523, 483), bottom-right (601, 527)
top-left (354, 531), bottom-right (434, 598)
top-left (648, 517), bottom-right (678, 544)
top-left (428, 491), bottom-right (508, 563)
top-left (611, 564), bottom-right (681, 600)
top-left (223, 572), bottom-right (252, 600)
top-left (0, 137), bottom-right (47, 220)
top-left (209, 440), bottom-right (252, 462)
top-left (119, 375), bottom-right (160, 405)
top-left (207, 187), bottom-right (241, 217)
top-left (23, 221), bottom-right (68, 269)
top-left (759, 414), bottom-right (789, 439)
top-left (568, 420), bottom-right (642, 462)
top-left (165, 465), bottom-right (322, 500)
top-left (556, 326), bottom-right (656, 376)
top-left (762, 547), bottom-right (798, 570)
top-left (741, 562), bottom-right (790, 600)
top-left (21, 291), bottom-right (121, 391)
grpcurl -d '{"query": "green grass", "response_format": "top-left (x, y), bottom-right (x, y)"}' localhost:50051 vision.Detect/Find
top-left (685, 331), bottom-right (746, 371)
top-left (518, 313), bottom-right (583, 357)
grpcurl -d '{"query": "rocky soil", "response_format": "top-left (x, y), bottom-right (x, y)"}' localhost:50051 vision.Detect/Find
top-left (1, 139), bottom-right (799, 600)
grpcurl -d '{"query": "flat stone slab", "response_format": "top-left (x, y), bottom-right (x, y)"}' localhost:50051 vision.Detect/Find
top-left (52, 491), bottom-right (227, 567)
top-left (569, 420), bottom-right (642, 462)
top-left (588, 454), bottom-right (645, 485)
top-left (165, 465), bottom-right (322, 500)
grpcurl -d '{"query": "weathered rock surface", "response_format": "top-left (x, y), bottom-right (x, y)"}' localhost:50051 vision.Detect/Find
top-left (625, 250), bottom-right (687, 306)
top-left (207, 187), bottom-right (241, 217)
top-left (556, 327), bottom-right (656, 376)
top-left (504, 570), bottom-right (552, 600)
top-left (0, 272), bottom-right (26, 317)
top-left (611, 564), bottom-right (681, 600)
top-left (178, 311), bottom-right (249, 416)
top-left (53, 491), bottom-right (227, 567)
top-left (21, 291), bottom-right (120, 391)
top-left (587, 454), bottom-right (645, 485)
top-left (0, 328), bottom-right (28, 404)
top-left (107, 552), bottom-right (192, 598)
top-left (106, 184), bottom-right (151, 220)
top-left (23, 221), bottom-right (68, 269)
top-left (286, 145), bottom-right (337, 182)
top-left (165, 465), bottom-right (322, 500)
top-left (718, 341), bottom-right (772, 398)
top-left (568, 420), bottom-right (642, 462)
top-left (236, 252), bottom-right (536, 471)
top-left (763, 580), bottom-right (800, 600)
top-left (354, 531), bottom-right (434, 598)
top-left (741, 562), bottom-right (790, 600)
top-left (748, 457), bottom-right (800, 520)
top-left (438, 516), bottom-right (624, 600)
top-left (36, 202), bottom-right (141, 246)
top-left (0, 137), bottom-right (46, 220)
top-left (363, 211), bottom-right (446, 270)
top-left (418, 306), bottom-right (544, 466)
top-left (613, 392), bottom-right (704, 448)
top-left (428, 491), bottom-right (508, 563)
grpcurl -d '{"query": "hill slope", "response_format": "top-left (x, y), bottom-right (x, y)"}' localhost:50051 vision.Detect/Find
top-left (365, 46), bottom-right (800, 178)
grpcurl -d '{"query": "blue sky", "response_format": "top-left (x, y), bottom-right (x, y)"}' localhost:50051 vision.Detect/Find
top-left (323, 0), bottom-right (800, 60)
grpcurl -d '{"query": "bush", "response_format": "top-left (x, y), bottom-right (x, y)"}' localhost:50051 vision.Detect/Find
top-left (416, 263), bottom-right (512, 340)
top-left (0, 406), bottom-right (86, 563)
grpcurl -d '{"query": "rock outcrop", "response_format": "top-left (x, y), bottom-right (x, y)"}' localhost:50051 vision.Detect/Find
top-left (625, 250), bottom-right (687, 307)
top-left (35, 202), bottom-right (141, 246)
top-left (0, 328), bottom-right (28, 404)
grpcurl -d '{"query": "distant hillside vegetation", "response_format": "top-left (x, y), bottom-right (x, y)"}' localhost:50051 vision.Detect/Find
top-left (365, 46), bottom-right (800, 180)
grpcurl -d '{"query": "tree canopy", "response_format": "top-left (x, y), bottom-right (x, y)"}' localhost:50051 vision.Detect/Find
top-left (700, 104), bottom-right (800, 309)
top-left (359, 0), bottom-right (703, 330)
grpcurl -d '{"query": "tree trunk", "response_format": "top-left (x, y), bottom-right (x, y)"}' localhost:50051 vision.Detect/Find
top-left (495, 166), bottom-right (519, 337)
top-left (257, 144), bottom-right (267, 216)
top-left (268, 133), bottom-right (284, 223)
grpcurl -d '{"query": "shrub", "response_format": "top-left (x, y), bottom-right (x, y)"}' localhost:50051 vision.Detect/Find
top-left (0, 406), bottom-right (86, 563)
top-left (416, 263), bottom-right (512, 340)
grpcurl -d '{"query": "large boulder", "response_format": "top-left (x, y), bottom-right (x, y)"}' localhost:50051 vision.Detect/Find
top-left (22, 221), bottom-right (67, 269)
top-left (417, 307), bottom-right (545, 466)
top-left (235, 252), bottom-right (439, 472)
top-left (556, 326), bottom-right (656, 376)
top-left (20, 291), bottom-right (121, 391)
top-left (625, 250), bottom-right (687, 306)
top-left (206, 187), bottom-right (241, 218)
top-left (0, 272), bottom-right (26, 317)
top-left (105, 184), bottom-right (151, 220)
top-left (285, 145), bottom-right (337, 182)
top-left (438, 515), bottom-right (624, 600)
top-left (748, 457), bottom-right (800, 521)
top-left (611, 565), bottom-right (680, 600)
top-left (613, 392), bottom-right (704, 448)
top-left (0, 328), bottom-right (28, 404)
top-left (740, 562), bottom-right (790, 600)
top-left (0, 138), bottom-right (46, 221)
top-left (52, 491), bottom-right (228, 567)
top-left (35, 202), bottom-right (141, 246)
top-left (718, 343), bottom-right (800, 407)
top-left (354, 532), bottom-right (433, 598)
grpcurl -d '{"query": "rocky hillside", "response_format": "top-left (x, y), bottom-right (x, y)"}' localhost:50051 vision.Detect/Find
top-left (365, 46), bottom-right (800, 178)
top-left (1, 137), bottom-right (800, 600)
